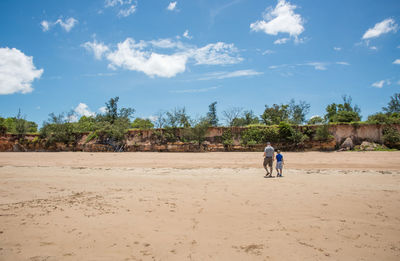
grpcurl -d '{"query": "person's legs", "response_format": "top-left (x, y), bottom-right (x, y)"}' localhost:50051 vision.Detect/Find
top-left (263, 158), bottom-right (269, 176)
top-left (267, 158), bottom-right (273, 176)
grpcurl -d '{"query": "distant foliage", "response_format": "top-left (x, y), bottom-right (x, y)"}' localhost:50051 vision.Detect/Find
top-left (0, 111), bottom-right (37, 135)
top-left (241, 126), bottom-right (279, 145)
top-left (324, 95), bottom-right (361, 123)
top-left (206, 102), bottom-right (218, 126)
top-left (131, 118), bottom-right (154, 129)
top-left (261, 100), bottom-right (310, 125)
top-left (232, 110), bottom-right (260, 126)
top-left (314, 125), bottom-right (333, 141)
top-left (221, 129), bottom-right (233, 146)
top-left (367, 112), bottom-right (400, 124)
top-left (383, 93), bottom-right (400, 114)
top-left (307, 116), bottom-right (324, 125)
top-left (382, 127), bottom-right (400, 149)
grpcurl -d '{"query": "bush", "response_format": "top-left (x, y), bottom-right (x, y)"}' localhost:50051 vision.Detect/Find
top-left (85, 132), bottom-right (98, 143)
top-left (222, 129), bottom-right (233, 146)
top-left (278, 122), bottom-right (294, 141)
top-left (315, 125), bottom-right (333, 141)
top-left (383, 127), bottom-right (400, 149)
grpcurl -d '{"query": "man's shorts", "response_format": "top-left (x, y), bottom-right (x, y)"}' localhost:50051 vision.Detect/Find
top-left (263, 157), bottom-right (273, 168)
top-left (276, 161), bottom-right (283, 170)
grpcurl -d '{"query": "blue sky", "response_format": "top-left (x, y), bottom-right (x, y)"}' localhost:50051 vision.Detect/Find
top-left (0, 0), bottom-right (399, 125)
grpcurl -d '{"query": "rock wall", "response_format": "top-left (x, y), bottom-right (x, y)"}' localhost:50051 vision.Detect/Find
top-left (0, 124), bottom-right (398, 152)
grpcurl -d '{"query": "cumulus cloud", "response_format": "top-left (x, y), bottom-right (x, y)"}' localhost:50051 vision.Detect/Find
top-left (83, 37), bottom-right (242, 78)
top-left (82, 40), bottom-right (110, 60)
top-left (74, 103), bottom-right (96, 117)
top-left (167, 2), bottom-right (177, 11)
top-left (371, 80), bottom-right (388, 88)
top-left (0, 47), bottom-right (43, 95)
top-left (362, 18), bottom-right (398, 40)
top-left (250, 0), bottom-right (304, 43)
top-left (40, 17), bottom-right (78, 32)
top-left (393, 59), bottom-right (400, 65)
top-left (199, 69), bottom-right (263, 80)
top-left (333, 47), bottom-right (341, 51)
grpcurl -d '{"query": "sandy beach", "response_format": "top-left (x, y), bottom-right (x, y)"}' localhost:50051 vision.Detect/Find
top-left (1, 152), bottom-right (400, 260)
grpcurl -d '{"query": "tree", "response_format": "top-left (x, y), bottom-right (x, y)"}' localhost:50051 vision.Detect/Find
top-left (206, 102), bottom-right (218, 126)
top-left (307, 116), bottom-right (324, 125)
top-left (189, 118), bottom-right (210, 146)
top-left (222, 107), bottom-right (243, 126)
top-left (260, 104), bottom-right (289, 125)
top-left (288, 99), bottom-right (310, 124)
top-left (131, 118), bottom-right (154, 129)
top-left (232, 110), bottom-right (260, 126)
top-left (103, 96), bottom-right (135, 124)
top-left (153, 110), bottom-right (167, 128)
top-left (383, 93), bottom-right (400, 114)
top-left (324, 95), bottom-right (361, 123)
top-left (166, 107), bottom-right (191, 128)
top-left (15, 109), bottom-right (29, 137)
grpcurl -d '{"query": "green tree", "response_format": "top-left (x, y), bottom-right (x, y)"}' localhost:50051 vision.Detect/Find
top-left (367, 112), bottom-right (400, 124)
top-left (166, 107), bottom-right (191, 128)
top-left (307, 116), bottom-right (324, 125)
top-left (232, 110), bottom-right (260, 126)
top-left (288, 99), bottom-right (310, 124)
top-left (206, 102), bottom-right (218, 126)
top-left (261, 104), bottom-right (289, 125)
top-left (131, 118), bottom-right (154, 129)
top-left (383, 93), bottom-right (400, 114)
top-left (189, 118), bottom-right (211, 146)
top-left (324, 95), bottom-right (361, 123)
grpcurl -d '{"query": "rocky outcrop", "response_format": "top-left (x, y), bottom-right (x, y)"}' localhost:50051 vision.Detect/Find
top-left (340, 137), bottom-right (354, 151)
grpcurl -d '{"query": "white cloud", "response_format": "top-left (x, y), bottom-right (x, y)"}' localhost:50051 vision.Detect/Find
top-left (393, 59), bottom-right (400, 64)
top-left (83, 38), bottom-right (242, 78)
top-left (105, 38), bottom-right (188, 78)
top-left (82, 40), bottom-right (110, 60)
top-left (302, 62), bottom-right (327, 70)
top-left (274, 37), bottom-right (289, 44)
top-left (183, 30), bottom-right (192, 39)
top-left (167, 2), bottom-right (177, 11)
top-left (118, 5), bottom-right (136, 17)
top-left (104, 0), bottom-right (136, 17)
top-left (191, 42), bottom-right (242, 65)
top-left (170, 86), bottom-right (219, 93)
top-left (336, 61), bottom-right (350, 66)
top-left (362, 18), bottom-right (398, 40)
top-left (369, 46), bottom-right (378, 50)
top-left (250, 0), bottom-right (304, 43)
top-left (333, 47), bottom-right (341, 51)
top-left (371, 80), bottom-right (388, 88)
top-left (0, 47), bottom-right (43, 95)
top-left (40, 17), bottom-right (78, 32)
top-left (74, 103), bottom-right (96, 117)
top-left (199, 69), bottom-right (263, 80)
top-left (98, 106), bottom-right (107, 114)
top-left (55, 17), bottom-right (78, 32)
top-left (41, 20), bottom-right (50, 32)
top-left (262, 49), bottom-right (274, 55)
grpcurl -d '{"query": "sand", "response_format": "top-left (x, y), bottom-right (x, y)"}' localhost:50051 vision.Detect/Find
top-left (0, 152), bottom-right (399, 260)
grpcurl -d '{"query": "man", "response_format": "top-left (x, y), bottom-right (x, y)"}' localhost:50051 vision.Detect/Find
top-left (263, 142), bottom-right (274, 177)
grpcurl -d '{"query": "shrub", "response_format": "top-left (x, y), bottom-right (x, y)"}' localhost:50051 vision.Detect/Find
top-left (315, 125), bottom-right (333, 141)
top-left (383, 127), bottom-right (400, 149)
top-left (222, 129), bottom-right (233, 146)
top-left (241, 127), bottom-right (264, 145)
top-left (85, 132), bottom-right (98, 143)
top-left (278, 122), bottom-right (294, 141)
